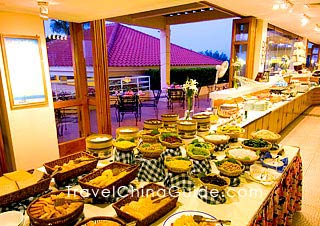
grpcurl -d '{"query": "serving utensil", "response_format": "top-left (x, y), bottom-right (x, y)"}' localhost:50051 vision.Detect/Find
top-left (193, 215), bottom-right (231, 225)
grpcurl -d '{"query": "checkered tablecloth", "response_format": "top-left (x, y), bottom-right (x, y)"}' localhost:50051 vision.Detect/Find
top-left (164, 172), bottom-right (195, 192)
top-left (190, 158), bottom-right (211, 176)
top-left (214, 143), bottom-right (229, 152)
top-left (137, 158), bottom-right (165, 182)
top-left (197, 186), bottom-right (227, 205)
top-left (161, 148), bottom-right (182, 159)
top-left (229, 176), bottom-right (241, 187)
top-left (114, 149), bottom-right (135, 164)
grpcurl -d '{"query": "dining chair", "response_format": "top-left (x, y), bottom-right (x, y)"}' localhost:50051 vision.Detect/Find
top-left (115, 94), bottom-right (141, 126)
top-left (167, 88), bottom-right (185, 111)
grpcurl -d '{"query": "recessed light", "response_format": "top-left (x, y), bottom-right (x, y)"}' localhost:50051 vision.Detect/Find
top-left (272, 3), bottom-right (280, 10)
top-left (301, 14), bottom-right (310, 26)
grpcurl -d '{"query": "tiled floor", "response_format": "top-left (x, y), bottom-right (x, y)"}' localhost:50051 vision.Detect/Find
top-left (280, 106), bottom-right (320, 225)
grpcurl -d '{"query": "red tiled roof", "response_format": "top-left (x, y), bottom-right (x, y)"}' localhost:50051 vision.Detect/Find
top-left (47, 23), bottom-right (222, 67)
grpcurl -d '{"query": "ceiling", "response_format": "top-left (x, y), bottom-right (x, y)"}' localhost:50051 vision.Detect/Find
top-left (0, 0), bottom-right (319, 44)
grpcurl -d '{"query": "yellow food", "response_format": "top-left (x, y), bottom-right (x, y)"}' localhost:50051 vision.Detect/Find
top-left (28, 192), bottom-right (82, 219)
top-left (87, 169), bottom-right (127, 188)
top-left (114, 140), bottom-right (136, 150)
top-left (173, 215), bottom-right (216, 226)
top-left (0, 176), bottom-right (18, 196)
top-left (87, 221), bottom-right (120, 226)
top-left (139, 143), bottom-right (164, 152)
top-left (54, 157), bottom-right (93, 172)
top-left (217, 125), bottom-right (243, 133)
top-left (165, 157), bottom-right (191, 172)
top-left (219, 161), bottom-right (242, 171)
top-left (120, 192), bottom-right (171, 221)
top-left (253, 130), bottom-right (279, 140)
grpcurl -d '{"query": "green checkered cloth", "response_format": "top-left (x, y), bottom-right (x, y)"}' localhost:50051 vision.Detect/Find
top-left (114, 149), bottom-right (135, 164)
top-left (92, 184), bottom-right (136, 204)
top-left (164, 172), bottom-right (195, 192)
top-left (229, 176), bottom-right (241, 187)
top-left (137, 158), bottom-right (165, 182)
top-left (190, 158), bottom-right (211, 176)
top-left (214, 143), bottom-right (229, 152)
top-left (161, 148), bottom-right (182, 159)
top-left (197, 186), bottom-right (227, 204)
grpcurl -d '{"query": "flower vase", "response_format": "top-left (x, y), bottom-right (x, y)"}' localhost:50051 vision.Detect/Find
top-left (184, 96), bottom-right (194, 120)
top-left (233, 70), bottom-right (240, 89)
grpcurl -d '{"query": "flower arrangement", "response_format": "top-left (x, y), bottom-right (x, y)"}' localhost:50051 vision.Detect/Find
top-left (182, 78), bottom-right (198, 119)
top-left (232, 57), bottom-right (245, 88)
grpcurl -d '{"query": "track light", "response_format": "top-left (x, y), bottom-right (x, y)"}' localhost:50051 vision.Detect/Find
top-left (37, 0), bottom-right (49, 20)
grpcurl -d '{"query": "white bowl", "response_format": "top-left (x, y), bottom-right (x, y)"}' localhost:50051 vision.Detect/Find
top-left (0, 211), bottom-right (24, 226)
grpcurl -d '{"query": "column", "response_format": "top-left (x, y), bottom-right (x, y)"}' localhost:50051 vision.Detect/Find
top-left (91, 19), bottom-right (112, 134)
top-left (160, 25), bottom-right (171, 90)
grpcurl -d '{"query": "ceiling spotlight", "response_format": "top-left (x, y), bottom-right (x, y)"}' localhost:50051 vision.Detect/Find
top-left (192, 10), bottom-right (196, 13)
top-left (176, 13), bottom-right (181, 16)
top-left (280, 2), bottom-right (288, 9)
top-left (184, 12), bottom-right (188, 14)
top-left (301, 14), bottom-right (310, 26)
top-left (304, 4), bottom-right (309, 9)
top-left (37, 0), bottom-right (49, 20)
top-left (200, 9), bottom-right (205, 12)
top-left (209, 8), bottom-right (214, 11)
top-left (315, 24), bottom-right (320, 33)
top-left (272, 3), bottom-right (280, 10)
top-left (169, 14), bottom-right (173, 17)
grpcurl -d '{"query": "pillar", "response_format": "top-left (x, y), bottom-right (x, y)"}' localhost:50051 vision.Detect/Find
top-left (253, 19), bottom-right (268, 79)
top-left (160, 25), bottom-right (170, 90)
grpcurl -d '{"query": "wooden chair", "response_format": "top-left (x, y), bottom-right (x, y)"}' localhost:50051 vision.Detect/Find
top-left (167, 88), bottom-right (185, 111)
top-left (115, 94), bottom-right (141, 126)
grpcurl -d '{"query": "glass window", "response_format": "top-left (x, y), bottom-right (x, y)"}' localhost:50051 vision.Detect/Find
top-left (55, 107), bottom-right (81, 142)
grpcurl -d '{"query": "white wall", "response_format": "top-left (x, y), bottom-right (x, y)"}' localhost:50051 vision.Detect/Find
top-left (0, 12), bottom-right (59, 170)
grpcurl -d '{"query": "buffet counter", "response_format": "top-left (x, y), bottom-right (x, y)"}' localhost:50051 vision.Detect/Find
top-left (42, 145), bottom-right (300, 226)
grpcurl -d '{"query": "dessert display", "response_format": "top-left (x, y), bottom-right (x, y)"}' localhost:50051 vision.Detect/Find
top-left (251, 130), bottom-right (281, 143)
top-left (138, 142), bottom-right (166, 158)
top-left (241, 139), bottom-right (272, 152)
top-left (187, 139), bottom-right (213, 159)
top-left (113, 140), bottom-right (137, 151)
top-left (27, 191), bottom-right (84, 225)
top-left (177, 120), bottom-right (197, 138)
top-left (143, 119), bottom-right (164, 130)
top-left (159, 132), bottom-right (184, 148)
top-left (226, 148), bottom-right (260, 164)
top-left (113, 183), bottom-right (178, 225)
top-left (215, 158), bottom-right (243, 177)
top-left (203, 134), bottom-right (230, 145)
top-left (200, 174), bottom-right (230, 191)
top-left (165, 156), bottom-right (192, 173)
top-left (139, 129), bottom-right (160, 143)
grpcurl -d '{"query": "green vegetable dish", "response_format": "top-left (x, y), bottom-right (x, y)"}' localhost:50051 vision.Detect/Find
top-left (188, 139), bottom-right (212, 156)
top-left (242, 138), bottom-right (270, 148)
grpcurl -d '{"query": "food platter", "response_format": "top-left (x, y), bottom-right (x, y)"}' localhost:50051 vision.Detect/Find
top-left (241, 139), bottom-right (272, 152)
top-left (226, 147), bottom-right (260, 165)
top-left (163, 210), bottom-right (222, 226)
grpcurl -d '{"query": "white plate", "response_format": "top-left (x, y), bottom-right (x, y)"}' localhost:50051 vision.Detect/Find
top-left (163, 210), bottom-right (222, 226)
top-left (0, 211), bottom-right (24, 226)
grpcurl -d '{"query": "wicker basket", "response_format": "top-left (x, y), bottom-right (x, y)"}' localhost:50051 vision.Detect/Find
top-left (27, 190), bottom-right (84, 226)
top-left (75, 216), bottom-right (126, 226)
top-left (112, 183), bottom-right (178, 226)
top-left (143, 119), bottom-right (163, 130)
top-left (250, 130), bottom-right (281, 143)
top-left (113, 141), bottom-right (137, 152)
top-left (216, 159), bottom-right (244, 177)
top-left (139, 130), bottom-right (160, 143)
top-left (78, 163), bottom-right (139, 198)
top-left (199, 173), bottom-right (230, 192)
top-left (0, 169), bottom-right (51, 206)
top-left (164, 156), bottom-right (192, 173)
top-left (186, 148), bottom-right (211, 161)
top-left (159, 136), bottom-right (184, 149)
top-left (137, 143), bottom-right (166, 159)
top-left (225, 148), bottom-right (260, 165)
top-left (43, 152), bottom-right (98, 186)
top-left (203, 134), bottom-right (230, 145)
top-left (241, 140), bottom-right (272, 152)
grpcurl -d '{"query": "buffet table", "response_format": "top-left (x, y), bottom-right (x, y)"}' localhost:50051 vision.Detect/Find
top-left (19, 145), bottom-right (301, 226)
